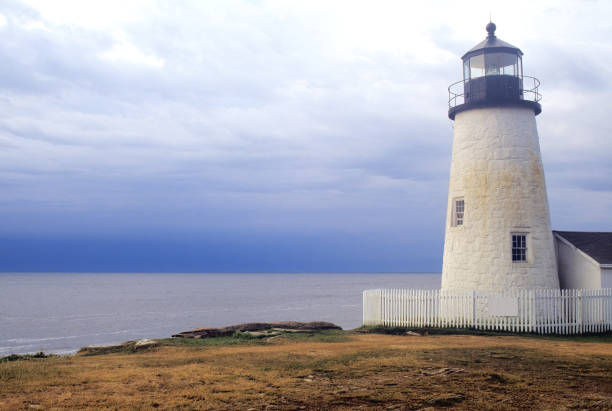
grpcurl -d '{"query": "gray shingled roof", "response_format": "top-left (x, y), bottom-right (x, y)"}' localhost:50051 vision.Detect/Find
top-left (554, 231), bottom-right (612, 265)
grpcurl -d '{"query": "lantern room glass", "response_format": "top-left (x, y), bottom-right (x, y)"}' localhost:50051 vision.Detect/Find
top-left (464, 52), bottom-right (522, 80)
top-left (469, 54), bottom-right (485, 78)
top-left (486, 53), bottom-right (518, 76)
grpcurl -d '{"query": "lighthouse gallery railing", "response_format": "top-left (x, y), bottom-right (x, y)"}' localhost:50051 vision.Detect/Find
top-left (448, 75), bottom-right (541, 109)
top-left (363, 288), bottom-right (612, 334)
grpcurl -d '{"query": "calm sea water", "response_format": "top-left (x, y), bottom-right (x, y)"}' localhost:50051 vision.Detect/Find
top-left (0, 273), bottom-right (440, 356)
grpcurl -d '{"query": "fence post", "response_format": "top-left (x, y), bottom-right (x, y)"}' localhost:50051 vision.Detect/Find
top-left (471, 290), bottom-right (476, 329)
top-left (577, 289), bottom-right (583, 334)
top-left (529, 290), bottom-right (536, 332)
top-left (362, 291), bottom-right (366, 326)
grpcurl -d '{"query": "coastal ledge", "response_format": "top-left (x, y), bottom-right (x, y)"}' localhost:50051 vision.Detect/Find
top-left (4, 332), bottom-right (612, 409)
top-left (172, 321), bottom-right (342, 339)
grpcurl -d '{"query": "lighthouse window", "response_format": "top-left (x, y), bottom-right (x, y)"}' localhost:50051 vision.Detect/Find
top-left (452, 198), bottom-right (464, 226)
top-left (512, 234), bottom-right (527, 262)
top-left (469, 54), bottom-right (485, 78)
top-left (485, 53), bottom-right (501, 75)
top-left (485, 53), bottom-right (518, 76)
top-left (502, 54), bottom-right (518, 76)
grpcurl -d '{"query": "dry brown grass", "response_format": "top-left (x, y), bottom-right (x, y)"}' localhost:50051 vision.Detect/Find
top-left (2, 333), bottom-right (612, 410)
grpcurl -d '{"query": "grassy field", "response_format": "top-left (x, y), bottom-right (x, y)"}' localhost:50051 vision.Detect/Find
top-left (2, 330), bottom-right (612, 410)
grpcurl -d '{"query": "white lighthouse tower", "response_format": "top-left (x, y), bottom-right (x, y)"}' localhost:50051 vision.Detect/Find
top-left (441, 23), bottom-right (559, 292)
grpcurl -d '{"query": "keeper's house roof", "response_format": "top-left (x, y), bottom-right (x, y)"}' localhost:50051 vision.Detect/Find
top-left (554, 231), bottom-right (612, 265)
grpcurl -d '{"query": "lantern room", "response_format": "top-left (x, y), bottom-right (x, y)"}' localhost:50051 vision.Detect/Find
top-left (462, 22), bottom-right (522, 80)
top-left (448, 22), bottom-right (541, 119)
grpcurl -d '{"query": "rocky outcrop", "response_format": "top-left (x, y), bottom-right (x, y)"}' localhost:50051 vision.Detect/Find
top-left (172, 321), bottom-right (342, 339)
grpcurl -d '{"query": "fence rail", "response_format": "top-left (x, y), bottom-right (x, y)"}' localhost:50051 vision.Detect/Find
top-left (363, 288), bottom-right (612, 334)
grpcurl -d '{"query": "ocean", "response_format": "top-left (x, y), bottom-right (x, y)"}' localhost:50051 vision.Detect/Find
top-left (0, 272), bottom-right (440, 356)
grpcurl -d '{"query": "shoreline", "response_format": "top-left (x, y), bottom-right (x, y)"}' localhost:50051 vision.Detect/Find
top-left (5, 324), bottom-right (612, 359)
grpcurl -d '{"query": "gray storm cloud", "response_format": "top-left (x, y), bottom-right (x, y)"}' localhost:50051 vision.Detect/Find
top-left (0, 0), bottom-right (611, 270)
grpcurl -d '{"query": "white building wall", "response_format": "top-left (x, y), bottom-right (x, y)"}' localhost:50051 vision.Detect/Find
top-left (554, 234), bottom-right (601, 289)
top-left (601, 268), bottom-right (612, 288)
top-left (442, 106), bottom-right (559, 292)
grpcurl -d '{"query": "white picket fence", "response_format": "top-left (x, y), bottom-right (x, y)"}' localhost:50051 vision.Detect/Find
top-left (362, 288), bottom-right (612, 334)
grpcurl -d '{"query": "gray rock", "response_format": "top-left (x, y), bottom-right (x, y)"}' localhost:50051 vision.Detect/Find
top-left (172, 321), bottom-right (341, 339)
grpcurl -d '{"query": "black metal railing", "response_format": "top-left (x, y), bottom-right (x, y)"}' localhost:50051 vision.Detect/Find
top-left (522, 75), bottom-right (541, 103)
top-left (448, 75), bottom-right (541, 109)
top-left (448, 79), bottom-right (466, 108)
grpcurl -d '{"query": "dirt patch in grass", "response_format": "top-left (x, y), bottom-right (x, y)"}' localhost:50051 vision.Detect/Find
top-left (2, 333), bottom-right (612, 409)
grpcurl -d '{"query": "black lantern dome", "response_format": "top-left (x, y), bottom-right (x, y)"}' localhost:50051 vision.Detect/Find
top-left (448, 23), bottom-right (541, 120)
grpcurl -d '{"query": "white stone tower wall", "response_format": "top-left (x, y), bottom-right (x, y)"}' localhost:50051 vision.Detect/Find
top-left (441, 106), bottom-right (559, 291)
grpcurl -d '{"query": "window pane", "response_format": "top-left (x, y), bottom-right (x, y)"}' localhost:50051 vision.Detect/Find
top-left (511, 234), bottom-right (527, 262)
top-left (484, 53), bottom-right (518, 76)
top-left (500, 53), bottom-right (517, 76)
top-left (452, 198), bottom-right (464, 227)
top-left (464, 60), bottom-right (470, 80)
top-left (485, 53), bottom-right (501, 75)
top-left (469, 55), bottom-right (484, 78)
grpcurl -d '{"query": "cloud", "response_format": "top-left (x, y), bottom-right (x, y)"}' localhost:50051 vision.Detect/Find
top-left (1, 0), bottom-right (612, 271)
top-left (98, 40), bottom-right (165, 68)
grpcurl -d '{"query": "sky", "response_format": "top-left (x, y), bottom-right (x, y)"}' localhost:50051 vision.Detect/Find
top-left (1, 0), bottom-right (611, 272)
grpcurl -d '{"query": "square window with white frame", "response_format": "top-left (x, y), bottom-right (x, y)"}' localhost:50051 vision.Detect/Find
top-left (452, 197), bottom-right (464, 226)
top-left (512, 233), bottom-right (527, 262)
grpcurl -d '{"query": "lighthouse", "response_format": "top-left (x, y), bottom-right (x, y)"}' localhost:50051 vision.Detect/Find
top-left (441, 23), bottom-right (559, 292)
top-left (362, 22), bottom-right (612, 331)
